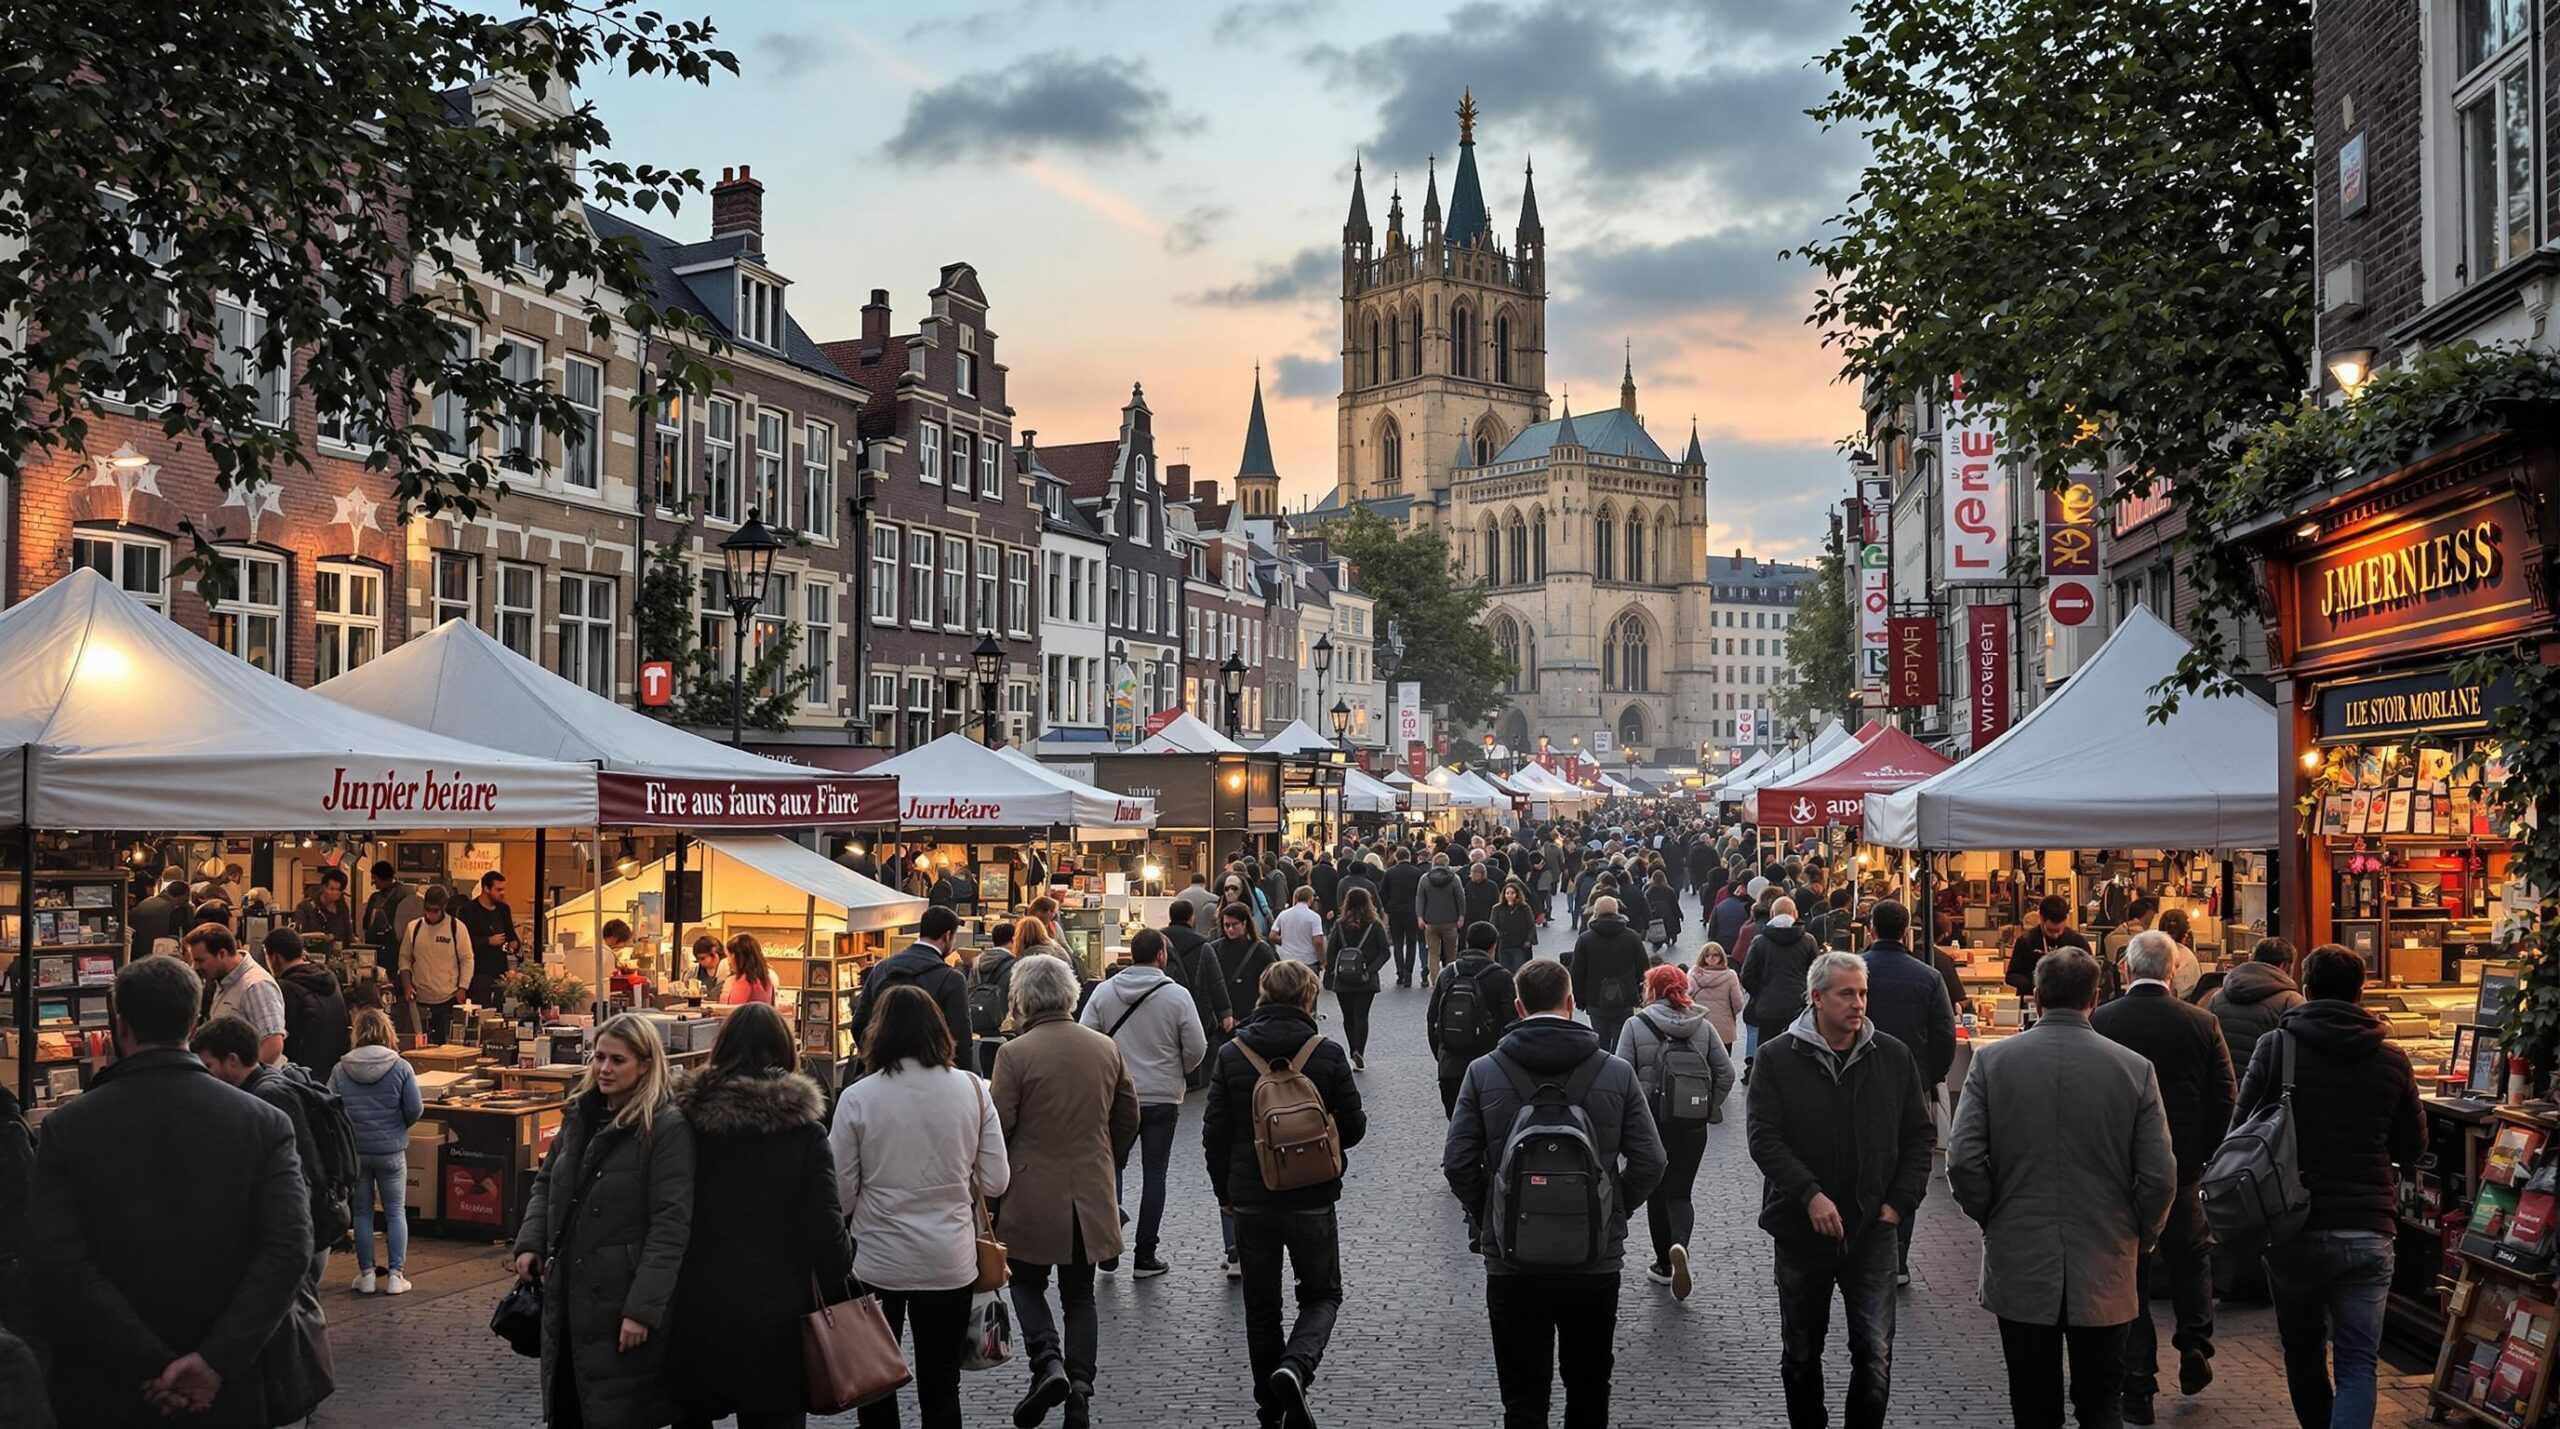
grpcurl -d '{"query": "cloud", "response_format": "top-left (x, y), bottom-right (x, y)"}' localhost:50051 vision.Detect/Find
top-left (1700, 434), bottom-right (1852, 559)
top-left (1213, 0), bottom-right (1337, 45)
top-left (886, 53), bottom-right (1188, 165)
top-left (1163, 204), bottom-right (1228, 254)
top-left (1565, 226), bottom-right (1815, 327)
top-left (1191, 244), bottom-right (1338, 305)
top-left (750, 29), bottom-right (839, 80)
top-left (1269, 352), bottom-right (1338, 400)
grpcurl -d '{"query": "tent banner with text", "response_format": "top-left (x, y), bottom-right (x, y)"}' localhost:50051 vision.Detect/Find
top-left (598, 772), bottom-right (898, 827)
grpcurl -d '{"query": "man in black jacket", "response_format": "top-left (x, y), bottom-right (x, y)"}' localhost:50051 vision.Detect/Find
top-left (1707, 868), bottom-right (1755, 953)
top-left (30, 955), bottom-right (311, 1426)
top-left (2006, 894), bottom-right (2095, 997)
top-left (1161, 900), bottom-right (1235, 1052)
top-left (1444, 959), bottom-right (1665, 1429)
top-left (2235, 945), bottom-right (2423, 1429)
top-left (266, 929), bottom-right (351, 1081)
top-left (1741, 897), bottom-right (1819, 1048)
top-left (1380, 848), bottom-right (1425, 988)
top-left (1858, 900), bottom-right (1954, 1285)
top-left (1569, 895), bottom-right (1650, 1052)
top-left (1426, 922), bottom-right (1518, 1116)
top-left (128, 873), bottom-right (190, 962)
top-left (2092, 929), bottom-right (2236, 1423)
top-left (1202, 959), bottom-right (1365, 1429)
top-left (851, 905), bottom-right (972, 1047)
top-left (1748, 950), bottom-right (1933, 1429)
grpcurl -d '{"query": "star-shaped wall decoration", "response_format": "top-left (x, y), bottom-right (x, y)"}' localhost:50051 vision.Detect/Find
top-left (87, 450), bottom-right (163, 525)
top-left (332, 487), bottom-right (382, 556)
top-left (218, 482), bottom-right (287, 543)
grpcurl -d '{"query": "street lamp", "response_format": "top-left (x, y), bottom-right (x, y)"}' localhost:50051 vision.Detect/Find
top-left (1330, 697), bottom-right (1353, 747)
top-left (1312, 632), bottom-right (1334, 727)
top-left (1220, 652), bottom-right (1247, 740)
top-left (971, 631), bottom-right (1006, 748)
top-left (1379, 621), bottom-right (1405, 683)
top-left (717, 508), bottom-right (786, 748)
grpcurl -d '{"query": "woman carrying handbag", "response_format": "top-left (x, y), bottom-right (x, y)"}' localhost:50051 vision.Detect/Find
top-left (510, 1013), bottom-right (696, 1429)
top-left (830, 984), bottom-right (1013, 1429)
top-left (667, 1003), bottom-right (852, 1429)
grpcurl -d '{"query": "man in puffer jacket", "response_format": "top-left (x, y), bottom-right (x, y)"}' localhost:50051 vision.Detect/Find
top-left (2204, 937), bottom-right (2305, 1071)
top-left (1569, 896), bottom-right (1651, 1053)
top-left (1415, 856), bottom-right (1468, 980)
top-left (1740, 898), bottom-right (1818, 1045)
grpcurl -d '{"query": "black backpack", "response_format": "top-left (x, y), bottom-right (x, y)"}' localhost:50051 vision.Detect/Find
top-left (1484, 1051), bottom-right (1615, 1270)
top-left (966, 972), bottom-right (1007, 1038)
top-left (273, 1073), bottom-right (359, 1243)
top-left (1436, 964), bottom-right (1495, 1056)
top-left (1638, 1019), bottom-right (1722, 1127)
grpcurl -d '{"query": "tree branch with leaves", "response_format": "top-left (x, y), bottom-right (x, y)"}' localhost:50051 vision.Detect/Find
top-left (1316, 508), bottom-right (1513, 731)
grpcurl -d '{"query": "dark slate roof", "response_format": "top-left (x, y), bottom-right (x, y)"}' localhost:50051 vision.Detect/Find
top-left (1516, 159), bottom-right (1541, 239)
top-left (1446, 139), bottom-right (1490, 247)
top-left (1237, 372), bottom-right (1279, 479)
top-left (1492, 406), bottom-right (1671, 464)
top-left (1681, 421), bottom-right (1706, 466)
top-left (1345, 158), bottom-right (1372, 237)
top-left (1705, 553), bottom-right (1818, 600)
top-left (1039, 440), bottom-right (1122, 502)
top-left (583, 205), bottom-right (851, 385)
top-left (1034, 468), bottom-right (1108, 539)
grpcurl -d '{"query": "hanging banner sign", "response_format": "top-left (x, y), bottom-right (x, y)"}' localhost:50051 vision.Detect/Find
top-left (1736, 708), bottom-right (1759, 745)
top-left (1941, 373), bottom-right (2009, 581)
top-left (1856, 477), bottom-right (1893, 689)
top-left (1886, 616), bottom-right (1940, 708)
top-left (1405, 741), bottom-right (1428, 779)
top-left (597, 773), bottom-right (899, 827)
top-left (1966, 605), bottom-right (2011, 745)
top-left (2042, 477), bottom-right (2101, 627)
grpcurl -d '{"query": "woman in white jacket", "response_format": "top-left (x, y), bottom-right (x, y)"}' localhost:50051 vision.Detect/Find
top-left (831, 982), bottom-right (1011, 1429)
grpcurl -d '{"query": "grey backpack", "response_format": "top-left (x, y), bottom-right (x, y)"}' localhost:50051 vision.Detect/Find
top-left (1483, 1051), bottom-right (1616, 1270)
top-left (2199, 1029), bottom-right (2310, 1247)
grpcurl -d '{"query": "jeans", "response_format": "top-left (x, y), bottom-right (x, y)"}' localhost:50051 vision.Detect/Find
top-left (1336, 990), bottom-right (1375, 1059)
top-left (1498, 945), bottom-right (1531, 975)
top-left (1235, 1208), bottom-right (1342, 1428)
top-left (2126, 1178), bottom-right (2215, 1396)
top-left (1485, 1271), bottom-right (1619, 1429)
top-left (1774, 1219), bottom-right (1899, 1429)
top-left (1422, 924), bottom-right (1459, 980)
top-left (1646, 1125), bottom-right (1709, 1266)
top-left (1997, 1317), bottom-right (2132, 1429)
top-left (1010, 1257), bottom-right (1098, 1390)
top-left (1390, 912), bottom-right (1421, 983)
top-left (2263, 1229), bottom-right (2392, 1429)
top-left (1114, 1103), bottom-right (1180, 1261)
top-left (354, 1151), bottom-right (408, 1274)
top-left (1589, 1007), bottom-right (1631, 1057)
top-left (855, 1283), bottom-right (973, 1429)
top-left (421, 998), bottom-right (458, 1043)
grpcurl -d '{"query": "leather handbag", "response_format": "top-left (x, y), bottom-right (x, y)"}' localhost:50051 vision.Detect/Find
top-left (260, 1292), bottom-right (337, 1421)
top-left (489, 1279), bottom-right (544, 1358)
top-left (802, 1275), bottom-right (910, 1414)
top-left (972, 1183), bottom-right (1009, 1293)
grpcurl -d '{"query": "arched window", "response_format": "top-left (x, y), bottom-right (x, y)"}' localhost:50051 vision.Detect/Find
top-left (1506, 510), bottom-right (1528, 585)
top-left (1604, 612), bottom-right (1651, 692)
top-left (1366, 315), bottom-right (1381, 387)
top-left (1617, 704), bottom-right (1647, 750)
top-left (1379, 420), bottom-right (1402, 492)
top-left (1473, 434), bottom-right (1491, 465)
top-left (1531, 508), bottom-right (1548, 578)
top-left (1451, 304), bottom-right (1475, 378)
top-left (1593, 503), bottom-right (1616, 582)
top-left (1386, 313), bottom-right (1403, 381)
top-left (1407, 305), bottom-right (1424, 376)
top-left (1492, 614), bottom-right (1521, 691)
top-left (1482, 521), bottom-right (1501, 583)
top-left (1625, 510), bottom-right (1647, 583)
top-left (1657, 505), bottom-right (1677, 583)
top-left (1494, 312), bottom-right (1514, 385)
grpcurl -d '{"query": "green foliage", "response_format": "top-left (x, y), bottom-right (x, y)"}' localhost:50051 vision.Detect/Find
top-left (1799, 0), bottom-right (2310, 707)
top-left (2455, 646), bottom-right (2560, 1077)
top-left (500, 963), bottom-right (587, 1016)
top-left (633, 526), bottom-right (816, 731)
top-left (1776, 519), bottom-right (1857, 729)
top-left (1319, 508), bottom-right (1514, 729)
top-left (1, 2), bottom-right (738, 594)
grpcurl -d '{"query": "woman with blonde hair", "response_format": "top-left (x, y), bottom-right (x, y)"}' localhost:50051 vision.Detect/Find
top-left (512, 1013), bottom-right (696, 1429)
top-left (331, 1006), bottom-right (423, 1293)
top-left (724, 932), bottom-right (775, 1005)
top-left (1687, 942), bottom-right (1746, 1050)
top-left (1015, 913), bottom-right (1069, 962)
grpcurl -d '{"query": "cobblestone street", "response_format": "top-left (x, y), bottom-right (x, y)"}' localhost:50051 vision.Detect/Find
top-left (327, 906), bottom-right (2438, 1428)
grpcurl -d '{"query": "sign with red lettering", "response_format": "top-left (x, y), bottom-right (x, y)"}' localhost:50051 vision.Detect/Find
top-left (1856, 478), bottom-right (1893, 690)
top-left (2042, 480), bottom-right (2101, 627)
top-left (597, 773), bottom-right (898, 827)
top-left (1406, 741), bottom-right (1428, 779)
top-left (638, 659), bottom-right (674, 708)
top-left (1144, 706), bottom-right (1180, 737)
top-left (1886, 617), bottom-right (1940, 708)
top-left (1966, 605), bottom-right (2011, 746)
top-left (1941, 373), bottom-right (2008, 581)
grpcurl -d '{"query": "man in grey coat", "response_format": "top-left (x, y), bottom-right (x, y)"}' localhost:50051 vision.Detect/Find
top-left (1950, 947), bottom-right (2175, 1429)
top-left (1080, 931), bottom-right (1204, 1279)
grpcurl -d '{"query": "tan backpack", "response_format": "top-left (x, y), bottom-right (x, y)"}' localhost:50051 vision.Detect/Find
top-left (1233, 1034), bottom-right (1343, 1191)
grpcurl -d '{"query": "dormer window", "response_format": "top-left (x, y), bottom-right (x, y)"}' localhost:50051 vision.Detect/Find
top-left (737, 273), bottom-right (782, 349)
top-left (955, 351), bottom-right (977, 396)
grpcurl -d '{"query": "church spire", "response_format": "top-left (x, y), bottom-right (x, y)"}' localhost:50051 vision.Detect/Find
top-left (1682, 417), bottom-right (1706, 468)
top-left (1237, 367), bottom-right (1281, 517)
top-left (1620, 339), bottom-right (1638, 415)
top-left (1554, 391), bottom-right (1580, 450)
top-left (1385, 176), bottom-right (1404, 249)
top-left (1516, 155), bottom-right (1542, 245)
top-left (1446, 88), bottom-right (1491, 247)
top-left (1343, 154), bottom-right (1371, 243)
top-left (1422, 154), bottom-right (1442, 236)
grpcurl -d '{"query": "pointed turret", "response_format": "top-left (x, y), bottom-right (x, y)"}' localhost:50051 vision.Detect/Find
top-left (1422, 155), bottom-right (1442, 244)
top-left (1447, 88), bottom-right (1491, 247)
top-left (1620, 340), bottom-right (1638, 415)
top-left (1451, 436), bottom-right (1473, 470)
top-left (1237, 367), bottom-right (1280, 518)
top-left (1554, 393), bottom-right (1580, 450)
top-left (1344, 155), bottom-right (1372, 243)
top-left (1385, 178), bottom-right (1405, 251)
top-left (1516, 157), bottom-right (1542, 243)
top-left (1681, 417), bottom-right (1706, 467)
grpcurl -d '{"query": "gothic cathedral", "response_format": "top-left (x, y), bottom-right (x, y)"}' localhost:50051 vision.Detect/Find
top-left (1323, 91), bottom-right (1715, 762)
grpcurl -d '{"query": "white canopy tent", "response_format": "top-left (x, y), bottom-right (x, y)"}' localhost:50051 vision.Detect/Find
top-left (1128, 711), bottom-right (1248, 754)
top-left (1426, 767), bottom-right (1508, 808)
top-left (1718, 721), bottom-right (1855, 801)
top-left (1707, 748), bottom-right (1775, 798)
top-left (1508, 763), bottom-right (1599, 808)
top-left (1256, 720), bottom-right (1339, 755)
top-left (1285, 767), bottom-right (1401, 815)
top-left (0, 568), bottom-right (596, 829)
top-left (553, 834), bottom-right (925, 942)
top-left (1863, 606), bottom-right (2279, 851)
top-left (870, 733), bottom-right (1155, 838)
top-left (1382, 771), bottom-right (1447, 812)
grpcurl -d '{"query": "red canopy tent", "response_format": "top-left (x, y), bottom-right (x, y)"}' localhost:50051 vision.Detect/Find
top-left (1748, 725), bottom-right (1954, 830)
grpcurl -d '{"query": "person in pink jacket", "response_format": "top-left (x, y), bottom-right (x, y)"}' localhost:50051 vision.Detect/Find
top-left (1688, 942), bottom-right (1747, 1049)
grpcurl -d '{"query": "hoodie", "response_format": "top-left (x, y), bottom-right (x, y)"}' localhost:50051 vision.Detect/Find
top-left (1416, 866), bottom-right (1466, 928)
top-left (276, 960), bottom-right (351, 1080)
top-left (1079, 964), bottom-right (1207, 1106)
top-left (1739, 919), bottom-right (1816, 1032)
top-left (1442, 1016), bottom-right (1666, 1273)
top-left (2234, 999), bottom-right (2424, 1235)
top-left (1201, 1004), bottom-right (1364, 1211)
top-left (329, 1042), bottom-right (424, 1156)
top-left (2205, 960), bottom-right (2305, 1070)
top-left (1612, 1001), bottom-right (1736, 1123)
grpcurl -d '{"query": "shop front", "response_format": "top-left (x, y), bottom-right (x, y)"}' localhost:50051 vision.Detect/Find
top-left (1082, 751), bottom-right (1283, 891)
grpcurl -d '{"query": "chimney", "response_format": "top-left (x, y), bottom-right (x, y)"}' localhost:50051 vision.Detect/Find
top-left (1732, 547), bottom-right (1743, 563)
top-left (1165, 462), bottom-right (1193, 502)
top-left (860, 288), bottom-right (891, 356)
top-left (1195, 479), bottom-right (1221, 509)
top-left (711, 165), bottom-right (765, 248)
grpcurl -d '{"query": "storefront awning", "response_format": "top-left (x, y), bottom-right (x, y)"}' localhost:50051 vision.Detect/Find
top-left (554, 833), bottom-right (923, 935)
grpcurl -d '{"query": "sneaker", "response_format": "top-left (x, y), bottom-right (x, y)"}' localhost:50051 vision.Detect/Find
top-left (384, 1272), bottom-right (413, 1295)
top-left (1669, 1243), bottom-right (1692, 1302)
top-left (1099, 1256), bottom-right (1119, 1273)
top-left (2122, 1391), bottom-right (2155, 1425)
top-left (1351, 1053), bottom-right (1365, 1073)
top-left (1266, 1365), bottom-right (1315, 1428)
top-left (1222, 1253), bottom-right (1242, 1280)
top-left (2179, 1347), bottom-right (2214, 1396)
top-left (1894, 1268), bottom-right (1911, 1288)
top-left (1013, 1364), bottom-right (1070, 1427)
top-left (351, 1269), bottom-right (376, 1294)
top-left (1133, 1255), bottom-right (1168, 1279)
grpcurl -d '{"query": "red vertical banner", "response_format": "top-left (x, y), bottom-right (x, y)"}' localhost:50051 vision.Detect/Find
top-left (1405, 741), bottom-right (1428, 779)
top-left (1885, 616), bottom-right (1941, 708)
top-left (1966, 605), bottom-right (2011, 745)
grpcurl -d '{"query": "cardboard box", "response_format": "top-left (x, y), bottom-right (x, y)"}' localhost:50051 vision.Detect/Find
top-left (403, 1133), bottom-right (443, 1220)
top-left (402, 1045), bottom-right (482, 1073)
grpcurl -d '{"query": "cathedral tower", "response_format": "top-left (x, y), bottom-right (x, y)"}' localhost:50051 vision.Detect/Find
top-left (1335, 89), bottom-right (1549, 521)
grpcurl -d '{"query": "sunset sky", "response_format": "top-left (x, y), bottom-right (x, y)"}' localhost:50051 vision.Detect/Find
top-left (592, 0), bottom-right (1863, 559)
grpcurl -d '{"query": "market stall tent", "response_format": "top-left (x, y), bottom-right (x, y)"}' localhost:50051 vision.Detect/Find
top-left (1426, 767), bottom-right (1508, 808)
top-left (1718, 721), bottom-right (1858, 802)
top-left (0, 568), bottom-right (596, 828)
top-left (1706, 748), bottom-right (1775, 798)
top-left (1129, 711), bottom-right (1249, 754)
top-left (870, 733), bottom-right (1155, 837)
top-left (1748, 724), bottom-right (1954, 830)
top-left (1256, 720), bottom-right (1337, 755)
top-left (552, 834), bottom-right (925, 937)
top-left (1863, 606), bottom-right (2278, 850)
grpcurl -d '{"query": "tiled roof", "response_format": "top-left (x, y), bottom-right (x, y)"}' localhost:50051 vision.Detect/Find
top-left (1492, 406), bottom-right (1671, 464)
top-left (1706, 553), bottom-right (1818, 599)
top-left (1038, 440), bottom-right (1122, 501)
top-left (583, 205), bottom-right (852, 386)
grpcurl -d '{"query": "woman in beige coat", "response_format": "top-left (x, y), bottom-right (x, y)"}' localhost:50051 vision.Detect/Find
top-left (989, 953), bottom-right (1140, 1428)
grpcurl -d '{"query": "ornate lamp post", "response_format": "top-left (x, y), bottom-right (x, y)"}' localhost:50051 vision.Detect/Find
top-left (1220, 652), bottom-right (1247, 740)
top-left (971, 631), bottom-right (1007, 748)
top-left (716, 508), bottom-right (785, 748)
top-left (1330, 697), bottom-right (1353, 748)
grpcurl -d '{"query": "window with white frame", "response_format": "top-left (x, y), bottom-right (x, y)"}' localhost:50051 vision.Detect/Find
top-left (314, 560), bottom-right (382, 681)
top-left (871, 523), bottom-right (901, 624)
top-left (556, 572), bottom-right (615, 696)
top-left (980, 434), bottom-right (1001, 498)
top-left (214, 295), bottom-right (292, 429)
top-left (1085, 560), bottom-right (1099, 624)
top-left (737, 273), bottom-right (782, 349)
top-left (974, 543), bottom-right (998, 631)
top-left (867, 672), bottom-right (897, 733)
top-left (1046, 553), bottom-right (1064, 619)
top-left (754, 408), bottom-right (787, 523)
top-left (431, 323), bottom-right (476, 457)
top-left (563, 355), bottom-right (602, 489)
top-left (207, 549), bottom-right (284, 672)
top-left (1130, 498), bottom-right (1151, 545)
top-left (907, 532), bottom-right (935, 627)
top-left (2456, 0), bottom-right (2535, 283)
top-left (919, 421), bottom-right (943, 486)
top-left (653, 393), bottom-right (686, 512)
top-left (903, 675), bottom-right (933, 748)
top-left (948, 434), bottom-right (971, 488)
top-left (432, 551), bottom-right (477, 627)
top-left (1108, 567), bottom-right (1124, 627)
top-left (940, 536), bottom-right (967, 631)
top-left (754, 573), bottom-right (794, 697)
top-left (86, 190), bottom-right (176, 408)
top-left (955, 350), bottom-right (976, 396)
top-left (1046, 654), bottom-right (1063, 722)
top-left (697, 568), bottom-right (733, 669)
top-left (71, 531), bottom-right (167, 612)
top-left (496, 560), bottom-right (539, 658)
top-left (1006, 550), bottom-right (1032, 637)
top-left (803, 584), bottom-right (834, 708)
top-left (315, 275), bottom-right (385, 449)
top-left (803, 421), bottom-right (836, 539)
top-left (497, 337), bottom-right (541, 470)
top-left (703, 397), bottom-right (738, 523)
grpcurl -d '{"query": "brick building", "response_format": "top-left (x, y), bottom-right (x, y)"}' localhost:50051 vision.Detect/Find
top-left (1042, 385), bottom-right (1184, 740)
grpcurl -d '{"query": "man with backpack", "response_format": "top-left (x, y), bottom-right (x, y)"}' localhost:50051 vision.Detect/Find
top-left (1568, 895), bottom-right (1649, 1053)
top-left (267, 928), bottom-right (351, 1082)
top-left (1748, 950), bottom-right (1934, 1429)
top-left (1444, 959), bottom-right (1665, 1429)
top-left (1202, 960), bottom-right (1365, 1429)
top-left (964, 922), bottom-right (1018, 1074)
top-left (852, 904), bottom-right (972, 1048)
top-left (1427, 922), bottom-right (1519, 1117)
top-left (1080, 931), bottom-right (1206, 1280)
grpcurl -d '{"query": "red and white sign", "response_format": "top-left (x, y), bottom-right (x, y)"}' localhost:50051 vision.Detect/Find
top-left (1737, 708), bottom-right (1759, 745)
top-left (1966, 605), bottom-right (2012, 745)
top-left (1942, 373), bottom-right (2008, 581)
top-left (1406, 741), bottom-right (1428, 779)
top-left (1144, 706), bottom-right (1180, 737)
top-left (598, 772), bottom-right (899, 827)
top-left (2042, 479), bottom-right (2101, 628)
top-left (638, 659), bottom-right (675, 708)
top-left (1855, 478), bottom-right (1893, 690)
top-left (1752, 726), bottom-right (1953, 828)
top-left (1886, 616), bottom-right (1940, 708)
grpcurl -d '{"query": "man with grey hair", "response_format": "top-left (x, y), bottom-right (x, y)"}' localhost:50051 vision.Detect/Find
top-left (2092, 930), bottom-right (2234, 1423)
top-left (1748, 949), bottom-right (1933, 1429)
